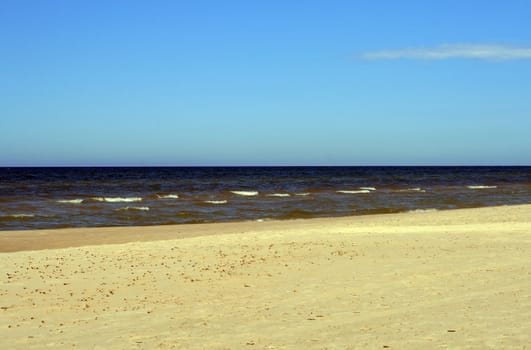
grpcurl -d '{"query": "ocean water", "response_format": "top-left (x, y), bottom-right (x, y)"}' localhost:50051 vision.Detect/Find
top-left (0, 166), bottom-right (529, 231)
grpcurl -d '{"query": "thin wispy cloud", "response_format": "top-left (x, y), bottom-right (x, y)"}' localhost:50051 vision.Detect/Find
top-left (360, 44), bottom-right (531, 61)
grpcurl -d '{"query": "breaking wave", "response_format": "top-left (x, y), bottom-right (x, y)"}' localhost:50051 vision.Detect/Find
top-left (156, 194), bottom-right (179, 199)
top-left (204, 200), bottom-right (228, 204)
top-left (0, 214), bottom-right (36, 220)
top-left (57, 199), bottom-right (84, 204)
top-left (231, 191), bottom-right (259, 196)
top-left (408, 208), bottom-right (438, 213)
top-left (398, 188), bottom-right (426, 193)
top-left (337, 190), bottom-right (371, 194)
top-left (467, 185), bottom-right (497, 190)
top-left (266, 193), bottom-right (291, 197)
top-left (116, 206), bottom-right (150, 211)
top-left (92, 197), bottom-right (142, 203)
top-left (359, 187), bottom-right (376, 191)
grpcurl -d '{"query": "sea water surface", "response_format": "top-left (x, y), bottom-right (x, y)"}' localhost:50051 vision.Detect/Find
top-left (0, 166), bottom-right (529, 230)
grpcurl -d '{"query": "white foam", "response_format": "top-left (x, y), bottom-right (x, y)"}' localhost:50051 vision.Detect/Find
top-left (204, 200), bottom-right (227, 204)
top-left (295, 193), bottom-right (310, 196)
top-left (57, 199), bottom-right (84, 204)
top-left (116, 206), bottom-right (150, 211)
top-left (266, 193), bottom-right (291, 197)
top-left (156, 194), bottom-right (179, 199)
top-left (398, 188), bottom-right (426, 192)
top-left (256, 218), bottom-right (273, 222)
top-left (467, 185), bottom-right (497, 190)
top-left (8, 214), bottom-right (35, 218)
top-left (231, 191), bottom-right (259, 196)
top-left (337, 190), bottom-right (371, 194)
top-left (408, 208), bottom-right (438, 213)
top-left (92, 197), bottom-right (142, 203)
top-left (359, 187), bottom-right (376, 191)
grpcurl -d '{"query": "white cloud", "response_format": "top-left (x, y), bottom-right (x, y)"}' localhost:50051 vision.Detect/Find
top-left (360, 44), bottom-right (531, 61)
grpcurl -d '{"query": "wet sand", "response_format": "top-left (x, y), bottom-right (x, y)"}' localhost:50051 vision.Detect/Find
top-left (1, 205), bottom-right (530, 349)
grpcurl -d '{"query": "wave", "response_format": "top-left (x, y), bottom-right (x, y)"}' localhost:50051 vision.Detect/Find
top-left (231, 191), bottom-right (259, 196)
top-left (397, 188), bottom-right (426, 193)
top-left (408, 208), bottom-right (438, 213)
top-left (57, 199), bottom-right (84, 204)
top-left (91, 197), bottom-right (142, 203)
top-left (204, 200), bottom-right (227, 204)
top-left (359, 187), bottom-right (376, 191)
top-left (295, 193), bottom-right (310, 196)
top-left (115, 206), bottom-right (150, 211)
top-left (337, 190), bottom-right (371, 194)
top-left (156, 194), bottom-right (179, 199)
top-left (467, 185), bottom-right (497, 190)
top-left (266, 193), bottom-right (291, 197)
top-left (256, 218), bottom-right (273, 222)
top-left (0, 214), bottom-right (35, 220)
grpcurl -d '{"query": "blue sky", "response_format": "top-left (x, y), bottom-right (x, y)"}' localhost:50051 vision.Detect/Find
top-left (1, 0), bottom-right (530, 166)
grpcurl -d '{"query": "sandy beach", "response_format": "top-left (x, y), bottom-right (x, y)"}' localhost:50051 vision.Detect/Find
top-left (1, 205), bottom-right (530, 349)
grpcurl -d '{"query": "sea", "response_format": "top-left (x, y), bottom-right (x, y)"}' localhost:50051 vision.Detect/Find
top-left (0, 166), bottom-right (529, 231)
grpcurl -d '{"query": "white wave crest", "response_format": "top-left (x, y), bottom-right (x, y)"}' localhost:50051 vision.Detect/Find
top-left (359, 187), bottom-right (376, 191)
top-left (6, 214), bottom-right (35, 218)
top-left (337, 190), bottom-right (371, 194)
top-left (408, 208), bottom-right (438, 213)
top-left (204, 200), bottom-right (228, 204)
top-left (398, 188), bottom-right (426, 193)
top-left (266, 193), bottom-right (291, 197)
top-left (156, 194), bottom-right (179, 199)
top-left (295, 193), bottom-right (310, 196)
top-left (92, 197), bottom-right (142, 203)
top-left (57, 199), bottom-right (84, 204)
top-left (467, 185), bottom-right (497, 190)
top-left (231, 191), bottom-right (259, 196)
top-left (116, 206), bottom-right (150, 211)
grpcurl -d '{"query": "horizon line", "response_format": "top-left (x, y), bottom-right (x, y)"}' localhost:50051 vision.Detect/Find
top-left (1, 164), bottom-right (530, 168)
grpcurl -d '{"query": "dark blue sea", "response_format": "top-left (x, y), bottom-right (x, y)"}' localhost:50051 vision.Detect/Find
top-left (0, 166), bottom-right (529, 230)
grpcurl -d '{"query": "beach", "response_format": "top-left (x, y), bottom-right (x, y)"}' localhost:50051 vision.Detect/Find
top-left (1, 205), bottom-right (530, 349)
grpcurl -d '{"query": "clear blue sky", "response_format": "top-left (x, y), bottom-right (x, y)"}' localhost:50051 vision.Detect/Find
top-left (1, 0), bottom-right (530, 166)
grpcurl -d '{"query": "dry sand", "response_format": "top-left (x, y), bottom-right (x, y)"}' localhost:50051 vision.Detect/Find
top-left (1, 205), bottom-right (530, 349)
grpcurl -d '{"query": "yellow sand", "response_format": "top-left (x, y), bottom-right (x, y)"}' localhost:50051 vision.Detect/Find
top-left (1, 205), bottom-right (530, 349)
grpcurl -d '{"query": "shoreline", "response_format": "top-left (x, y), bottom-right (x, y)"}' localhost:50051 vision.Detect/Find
top-left (1, 204), bottom-right (529, 253)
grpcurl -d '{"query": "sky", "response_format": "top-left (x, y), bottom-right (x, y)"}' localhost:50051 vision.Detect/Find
top-left (1, 0), bottom-right (530, 166)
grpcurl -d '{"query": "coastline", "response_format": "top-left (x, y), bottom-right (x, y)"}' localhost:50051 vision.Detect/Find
top-left (1, 204), bottom-right (530, 348)
top-left (1, 204), bottom-right (529, 253)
